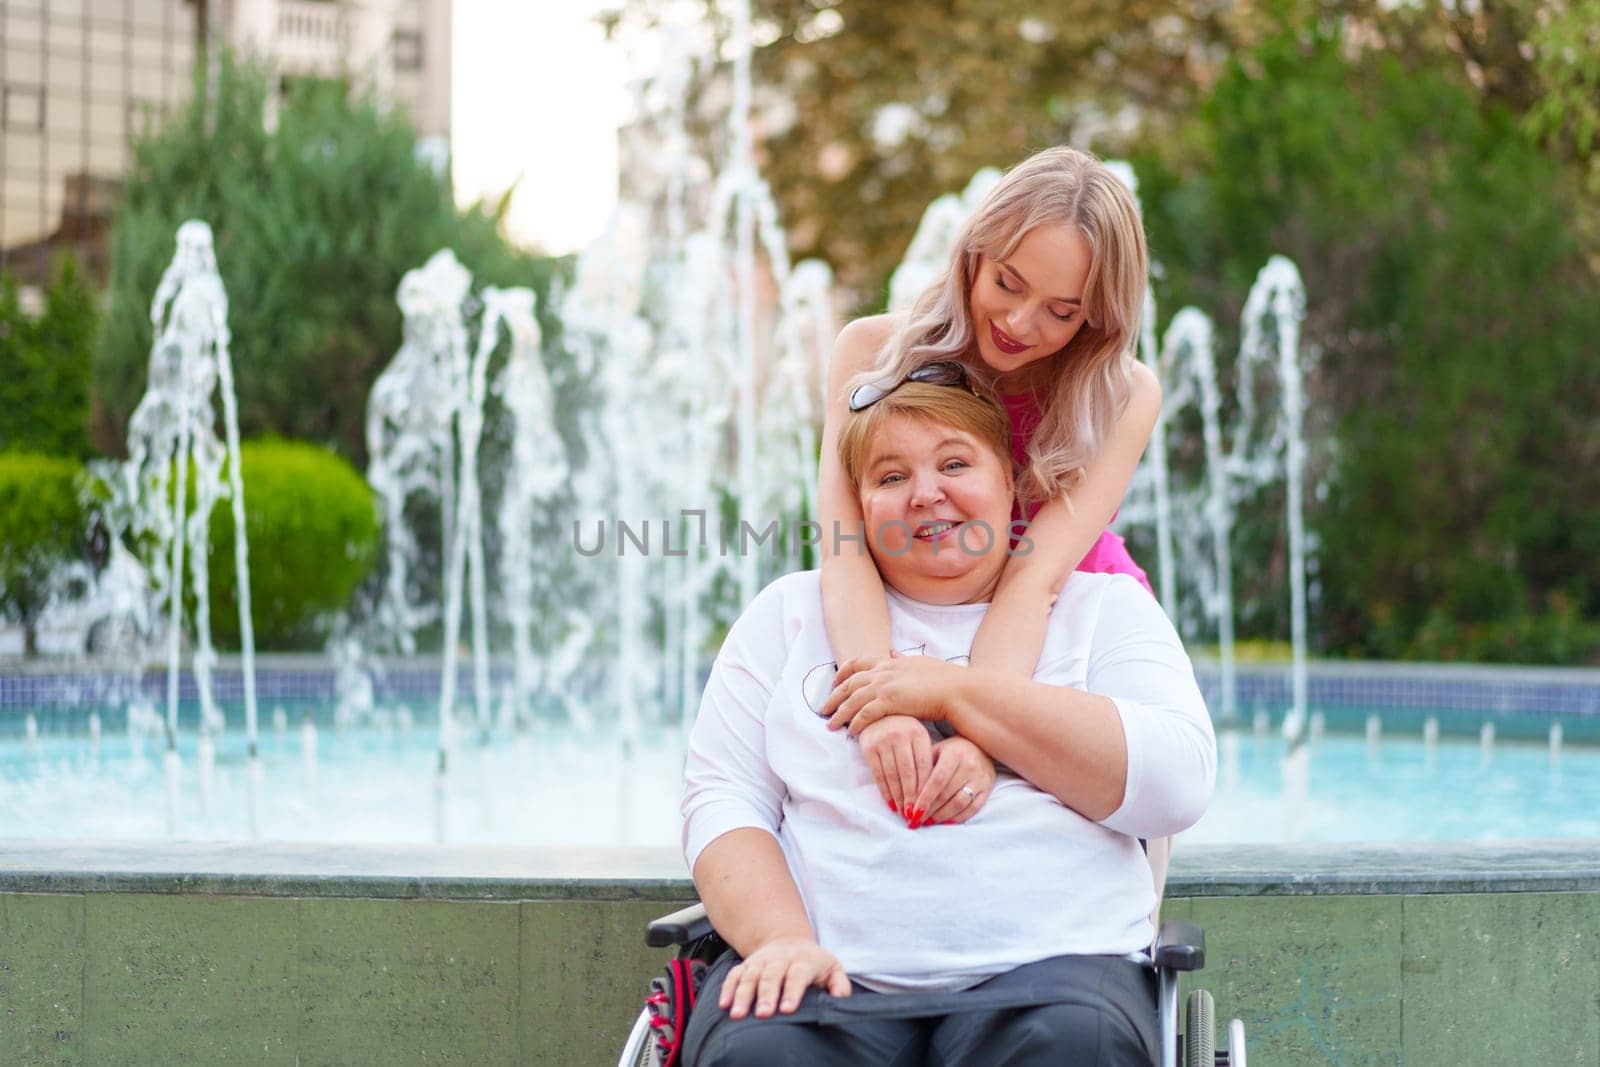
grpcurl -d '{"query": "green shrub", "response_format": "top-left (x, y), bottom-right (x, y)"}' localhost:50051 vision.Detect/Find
top-left (205, 439), bottom-right (379, 649)
top-left (0, 453), bottom-right (86, 654)
top-left (1390, 595), bottom-right (1600, 666)
top-left (0, 258), bottom-right (97, 458)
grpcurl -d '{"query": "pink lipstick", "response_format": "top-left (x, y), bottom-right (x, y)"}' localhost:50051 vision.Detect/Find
top-left (990, 321), bottom-right (1030, 355)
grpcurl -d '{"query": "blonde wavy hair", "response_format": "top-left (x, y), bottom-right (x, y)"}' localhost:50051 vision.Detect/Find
top-left (849, 147), bottom-right (1148, 508)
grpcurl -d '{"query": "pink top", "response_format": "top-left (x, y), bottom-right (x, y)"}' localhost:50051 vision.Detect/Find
top-left (1001, 392), bottom-right (1153, 595)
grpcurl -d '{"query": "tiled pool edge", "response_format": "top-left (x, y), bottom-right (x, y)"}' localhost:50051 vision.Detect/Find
top-left (2, 838), bottom-right (1598, 898)
top-left (3, 655), bottom-right (1597, 719)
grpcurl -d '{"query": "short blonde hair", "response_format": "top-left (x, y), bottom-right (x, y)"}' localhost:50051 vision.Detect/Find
top-left (838, 381), bottom-right (1013, 493)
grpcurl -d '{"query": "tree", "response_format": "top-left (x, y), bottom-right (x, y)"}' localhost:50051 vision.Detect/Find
top-left (1131, 25), bottom-right (1600, 663)
top-left (97, 51), bottom-right (563, 467)
top-left (1358, 0), bottom-right (1600, 255)
top-left (0, 257), bottom-right (97, 458)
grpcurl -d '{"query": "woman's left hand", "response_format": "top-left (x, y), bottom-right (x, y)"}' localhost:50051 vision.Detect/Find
top-left (910, 736), bottom-right (996, 826)
top-left (822, 651), bottom-right (961, 736)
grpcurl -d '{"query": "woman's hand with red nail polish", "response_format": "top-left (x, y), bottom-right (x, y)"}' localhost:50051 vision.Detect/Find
top-left (858, 715), bottom-right (933, 819)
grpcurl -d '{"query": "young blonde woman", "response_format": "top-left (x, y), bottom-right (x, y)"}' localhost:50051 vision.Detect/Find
top-left (816, 146), bottom-right (1159, 823)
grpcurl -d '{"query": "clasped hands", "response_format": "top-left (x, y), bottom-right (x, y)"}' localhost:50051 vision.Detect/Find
top-left (819, 651), bottom-right (995, 828)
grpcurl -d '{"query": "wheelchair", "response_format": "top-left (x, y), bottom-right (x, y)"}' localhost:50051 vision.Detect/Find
top-left (618, 899), bottom-right (1247, 1066)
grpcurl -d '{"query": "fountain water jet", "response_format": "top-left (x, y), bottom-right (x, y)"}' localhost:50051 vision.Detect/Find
top-left (111, 220), bottom-right (261, 835)
top-left (1240, 257), bottom-right (1314, 746)
top-left (366, 250), bottom-right (473, 798)
top-left (366, 251), bottom-right (473, 660)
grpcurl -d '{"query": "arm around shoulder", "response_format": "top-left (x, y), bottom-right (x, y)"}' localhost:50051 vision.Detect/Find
top-left (1078, 359), bottom-right (1161, 531)
top-left (967, 359), bottom-right (1163, 675)
top-left (816, 316), bottom-right (899, 662)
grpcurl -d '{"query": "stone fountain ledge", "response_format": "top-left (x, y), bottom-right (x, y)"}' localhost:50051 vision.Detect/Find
top-left (2, 838), bottom-right (1598, 900)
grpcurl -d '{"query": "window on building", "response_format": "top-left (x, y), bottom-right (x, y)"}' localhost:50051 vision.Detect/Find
top-left (2, 85), bottom-right (46, 131)
top-left (393, 28), bottom-right (423, 72)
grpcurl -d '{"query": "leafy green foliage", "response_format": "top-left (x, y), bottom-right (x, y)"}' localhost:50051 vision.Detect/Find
top-left (204, 438), bottom-right (380, 649)
top-left (0, 453), bottom-right (86, 654)
top-left (97, 51), bottom-right (562, 466)
top-left (0, 257), bottom-right (98, 458)
top-left (1521, 0), bottom-right (1600, 160)
top-left (1133, 25), bottom-right (1600, 664)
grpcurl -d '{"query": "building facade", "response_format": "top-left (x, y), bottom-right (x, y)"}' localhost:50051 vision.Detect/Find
top-left (1, 0), bottom-right (450, 284)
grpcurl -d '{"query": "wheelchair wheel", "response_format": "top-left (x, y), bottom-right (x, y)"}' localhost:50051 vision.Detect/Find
top-left (1226, 1018), bottom-right (1247, 1066)
top-left (617, 1006), bottom-right (663, 1067)
top-left (1184, 988), bottom-right (1214, 1066)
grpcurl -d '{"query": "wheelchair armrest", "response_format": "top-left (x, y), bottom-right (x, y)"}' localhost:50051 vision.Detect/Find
top-left (1153, 918), bottom-right (1206, 972)
top-left (646, 902), bottom-right (713, 948)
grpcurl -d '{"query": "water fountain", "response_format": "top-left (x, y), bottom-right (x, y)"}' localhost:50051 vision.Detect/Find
top-left (366, 249), bottom-right (564, 837)
top-left (366, 250), bottom-right (475, 832)
top-left (1139, 308), bottom-right (1234, 708)
top-left (0, 9), bottom-right (1593, 854)
top-left (329, 630), bottom-right (376, 731)
top-left (559, 213), bottom-right (659, 761)
top-left (436, 283), bottom-right (511, 754)
top-left (549, 12), bottom-right (835, 758)
top-left (366, 250), bottom-right (473, 659)
top-left (103, 219), bottom-right (261, 835)
top-left (1239, 257), bottom-right (1314, 745)
top-left (491, 288), bottom-right (565, 732)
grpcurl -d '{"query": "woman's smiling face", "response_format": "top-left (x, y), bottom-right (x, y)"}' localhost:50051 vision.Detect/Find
top-left (968, 222), bottom-right (1092, 384)
top-left (857, 414), bottom-right (1015, 606)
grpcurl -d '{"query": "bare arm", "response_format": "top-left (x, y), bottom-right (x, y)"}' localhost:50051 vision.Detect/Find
top-left (817, 317), bottom-right (985, 817)
top-left (825, 578), bottom-right (1212, 833)
top-left (817, 316), bottom-right (898, 663)
top-left (945, 671), bottom-right (1128, 819)
top-left (681, 590), bottom-right (853, 1017)
top-left (945, 580), bottom-right (1215, 837)
top-left (692, 827), bottom-right (814, 956)
top-left (966, 360), bottom-right (1162, 678)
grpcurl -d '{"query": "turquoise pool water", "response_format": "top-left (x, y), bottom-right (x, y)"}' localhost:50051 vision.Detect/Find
top-left (1, 710), bottom-right (1594, 845)
top-left (1187, 728), bottom-right (1596, 843)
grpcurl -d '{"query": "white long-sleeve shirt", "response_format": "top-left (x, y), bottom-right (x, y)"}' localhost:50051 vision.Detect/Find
top-left (681, 569), bottom-right (1216, 992)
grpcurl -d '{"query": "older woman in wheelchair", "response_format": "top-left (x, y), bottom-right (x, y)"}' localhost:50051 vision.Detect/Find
top-left (664, 374), bottom-right (1219, 1065)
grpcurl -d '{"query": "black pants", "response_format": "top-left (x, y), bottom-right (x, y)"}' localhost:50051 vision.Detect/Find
top-left (682, 950), bottom-right (1158, 1066)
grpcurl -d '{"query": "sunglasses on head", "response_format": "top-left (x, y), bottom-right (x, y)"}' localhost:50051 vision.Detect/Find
top-left (847, 361), bottom-right (973, 412)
